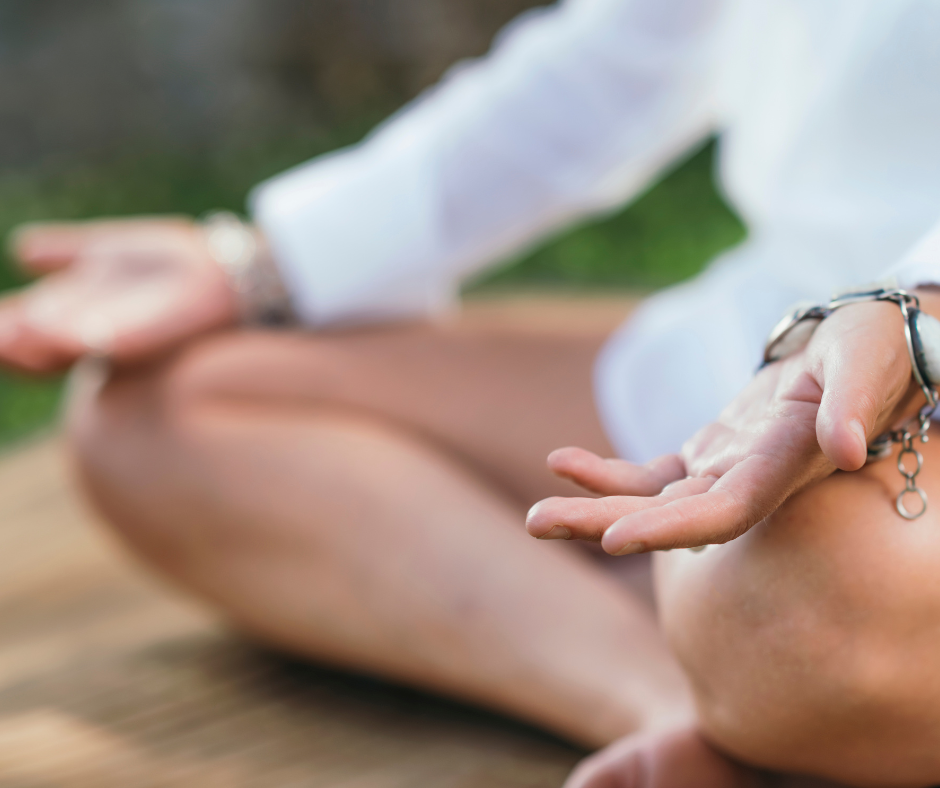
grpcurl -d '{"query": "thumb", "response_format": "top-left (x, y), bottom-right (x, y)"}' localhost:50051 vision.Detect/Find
top-left (814, 317), bottom-right (910, 472)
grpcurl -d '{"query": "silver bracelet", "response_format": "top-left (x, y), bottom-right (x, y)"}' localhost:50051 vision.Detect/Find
top-left (763, 287), bottom-right (940, 520)
top-left (202, 211), bottom-right (296, 326)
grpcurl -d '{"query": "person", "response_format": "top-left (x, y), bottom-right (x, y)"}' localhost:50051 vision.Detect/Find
top-left (4, 0), bottom-right (940, 783)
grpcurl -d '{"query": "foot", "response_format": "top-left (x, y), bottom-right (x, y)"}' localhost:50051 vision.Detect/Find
top-left (564, 728), bottom-right (764, 788)
top-left (565, 728), bottom-right (848, 788)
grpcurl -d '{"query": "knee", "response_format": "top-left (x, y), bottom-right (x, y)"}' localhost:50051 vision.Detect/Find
top-left (65, 345), bottom-right (210, 478)
top-left (63, 335), bottom-right (248, 551)
top-left (657, 445), bottom-right (940, 785)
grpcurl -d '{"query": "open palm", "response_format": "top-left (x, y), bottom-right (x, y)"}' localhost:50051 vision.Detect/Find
top-left (0, 218), bottom-right (237, 372)
top-left (527, 298), bottom-right (926, 554)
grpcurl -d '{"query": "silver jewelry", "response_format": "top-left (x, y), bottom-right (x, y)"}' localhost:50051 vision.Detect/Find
top-left (763, 287), bottom-right (940, 520)
top-left (202, 211), bottom-right (296, 326)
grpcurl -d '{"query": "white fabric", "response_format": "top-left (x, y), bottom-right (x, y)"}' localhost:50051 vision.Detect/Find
top-left (251, 0), bottom-right (940, 462)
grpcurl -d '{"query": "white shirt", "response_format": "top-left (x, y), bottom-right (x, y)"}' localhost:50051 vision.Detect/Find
top-left (250, 0), bottom-right (940, 462)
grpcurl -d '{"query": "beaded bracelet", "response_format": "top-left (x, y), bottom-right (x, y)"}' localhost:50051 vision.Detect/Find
top-left (763, 287), bottom-right (940, 519)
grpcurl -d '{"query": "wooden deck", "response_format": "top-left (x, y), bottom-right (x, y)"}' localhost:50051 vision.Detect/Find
top-left (0, 296), bottom-right (646, 787)
top-left (0, 437), bottom-right (585, 787)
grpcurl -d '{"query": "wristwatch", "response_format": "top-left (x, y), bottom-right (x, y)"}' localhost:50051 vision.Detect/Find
top-left (202, 211), bottom-right (296, 326)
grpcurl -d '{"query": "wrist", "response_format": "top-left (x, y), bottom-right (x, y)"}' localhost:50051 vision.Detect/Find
top-left (202, 212), bottom-right (296, 326)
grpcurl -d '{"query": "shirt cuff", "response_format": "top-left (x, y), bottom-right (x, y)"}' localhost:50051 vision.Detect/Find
top-left (248, 133), bottom-right (456, 328)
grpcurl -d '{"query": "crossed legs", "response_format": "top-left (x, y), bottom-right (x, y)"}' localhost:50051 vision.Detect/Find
top-left (64, 305), bottom-right (940, 784)
top-left (64, 313), bottom-right (693, 748)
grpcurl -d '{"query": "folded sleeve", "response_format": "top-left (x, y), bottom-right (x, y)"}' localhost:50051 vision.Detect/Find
top-left (884, 219), bottom-right (940, 292)
top-left (250, 0), bottom-right (728, 326)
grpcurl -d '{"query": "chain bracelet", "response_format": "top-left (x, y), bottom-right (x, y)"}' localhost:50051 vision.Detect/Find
top-left (872, 405), bottom-right (935, 520)
top-left (764, 287), bottom-right (940, 520)
top-left (866, 291), bottom-right (939, 519)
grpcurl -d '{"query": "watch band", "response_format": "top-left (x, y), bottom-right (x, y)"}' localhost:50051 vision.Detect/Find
top-left (202, 211), bottom-right (296, 327)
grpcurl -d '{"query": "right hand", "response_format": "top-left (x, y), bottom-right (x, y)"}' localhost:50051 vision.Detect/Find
top-left (0, 217), bottom-right (239, 373)
top-left (527, 297), bottom-right (928, 554)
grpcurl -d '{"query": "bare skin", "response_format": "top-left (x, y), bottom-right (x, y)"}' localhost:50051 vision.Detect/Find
top-left (562, 433), bottom-right (940, 788)
top-left (63, 319), bottom-right (695, 749)
top-left (532, 292), bottom-right (940, 786)
top-left (658, 432), bottom-right (940, 787)
top-left (6, 217), bottom-right (940, 785)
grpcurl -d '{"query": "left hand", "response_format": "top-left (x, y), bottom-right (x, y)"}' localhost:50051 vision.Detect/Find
top-left (526, 296), bottom-right (935, 555)
top-left (0, 217), bottom-right (238, 372)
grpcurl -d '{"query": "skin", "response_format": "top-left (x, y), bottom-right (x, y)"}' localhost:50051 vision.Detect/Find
top-left (526, 298), bottom-right (932, 555)
top-left (657, 436), bottom-right (940, 786)
top-left (557, 433), bottom-right (940, 788)
top-left (5, 217), bottom-right (940, 785)
top-left (531, 293), bottom-right (940, 786)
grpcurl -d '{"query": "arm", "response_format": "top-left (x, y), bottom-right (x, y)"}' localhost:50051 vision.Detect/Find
top-left (0, 0), bottom-right (726, 372)
top-left (251, 0), bottom-right (728, 326)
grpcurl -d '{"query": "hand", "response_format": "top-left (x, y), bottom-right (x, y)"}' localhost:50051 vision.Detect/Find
top-left (527, 296), bottom-right (936, 554)
top-left (0, 217), bottom-right (238, 372)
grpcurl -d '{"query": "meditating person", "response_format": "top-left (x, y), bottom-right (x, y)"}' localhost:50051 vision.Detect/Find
top-left (3, 0), bottom-right (940, 784)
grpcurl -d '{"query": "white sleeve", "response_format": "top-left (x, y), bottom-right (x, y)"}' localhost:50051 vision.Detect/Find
top-left (884, 219), bottom-right (940, 292)
top-left (250, 0), bottom-right (727, 326)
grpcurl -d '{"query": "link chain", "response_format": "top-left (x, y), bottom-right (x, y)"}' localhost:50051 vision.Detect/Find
top-left (871, 404), bottom-right (935, 520)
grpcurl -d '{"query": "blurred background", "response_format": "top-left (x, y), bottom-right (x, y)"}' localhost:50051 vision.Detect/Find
top-left (0, 0), bottom-right (744, 444)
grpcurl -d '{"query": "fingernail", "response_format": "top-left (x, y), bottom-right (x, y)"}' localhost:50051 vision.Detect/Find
top-left (850, 419), bottom-right (867, 447)
top-left (613, 542), bottom-right (645, 556)
top-left (538, 525), bottom-right (571, 540)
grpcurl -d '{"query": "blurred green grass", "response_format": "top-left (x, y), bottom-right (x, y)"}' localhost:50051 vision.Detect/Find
top-left (467, 141), bottom-right (745, 292)
top-left (0, 133), bottom-right (743, 444)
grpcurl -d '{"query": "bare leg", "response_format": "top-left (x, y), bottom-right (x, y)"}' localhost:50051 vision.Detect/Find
top-left (569, 428), bottom-right (940, 787)
top-left (65, 312), bottom-right (692, 748)
top-left (656, 429), bottom-right (940, 785)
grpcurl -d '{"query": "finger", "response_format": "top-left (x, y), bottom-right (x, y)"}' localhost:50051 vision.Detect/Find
top-left (0, 298), bottom-right (76, 373)
top-left (8, 217), bottom-right (191, 275)
top-left (0, 278), bottom-right (122, 371)
top-left (14, 262), bottom-right (234, 366)
top-left (526, 477), bottom-right (713, 542)
top-left (814, 304), bottom-right (911, 472)
top-left (526, 496), bottom-right (657, 541)
top-left (547, 447), bottom-right (685, 496)
top-left (8, 223), bottom-right (97, 273)
top-left (601, 454), bottom-right (788, 555)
